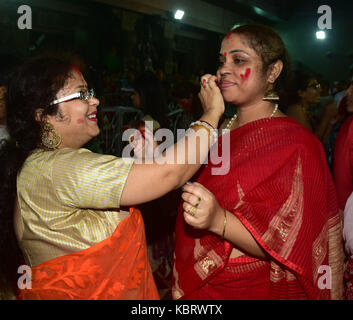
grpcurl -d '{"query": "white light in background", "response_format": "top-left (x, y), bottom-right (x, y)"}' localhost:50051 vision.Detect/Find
top-left (174, 10), bottom-right (184, 20)
top-left (316, 31), bottom-right (326, 39)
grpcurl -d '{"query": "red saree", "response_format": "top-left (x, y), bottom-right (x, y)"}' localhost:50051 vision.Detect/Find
top-left (18, 207), bottom-right (159, 300)
top-left (333, 115), bottom-right (353, 210)
top-left (173, 117), bottom-right (344, 300)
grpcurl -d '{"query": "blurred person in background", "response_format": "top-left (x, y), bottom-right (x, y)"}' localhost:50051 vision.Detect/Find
top-left (171, 80), bottom-right (203, 130)
top-left (131, 71), bottom-right (170, 132)
top-left (333, 78), bottom-right (353, 212)
top-left (287, 73), bottom-right (338, 145)
top-left (0, 54), bottom-right (19, 147)
top-left (334, 80), bottom-right (349, 111)
top-left (334, 78), bottom-right (353, 299)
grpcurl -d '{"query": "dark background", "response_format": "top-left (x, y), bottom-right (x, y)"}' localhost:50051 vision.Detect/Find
top-left (1, 0), bottom-right (352, 83)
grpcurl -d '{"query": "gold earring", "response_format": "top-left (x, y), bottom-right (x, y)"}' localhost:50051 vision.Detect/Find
top-left (263, 90), bottom-right (279, 101)
top-left (41, 122), bottom-right (61, 149)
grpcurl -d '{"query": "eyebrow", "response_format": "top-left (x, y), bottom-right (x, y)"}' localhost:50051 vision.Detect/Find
top-left (219, 49), bottom-right (250, 57)
top-left (75, 85), bottom-right (87, 90)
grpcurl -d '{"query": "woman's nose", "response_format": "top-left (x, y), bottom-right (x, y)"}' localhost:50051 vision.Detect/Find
top-left (218, 69), bottom-right (230, 81)
top-left (89, 96), bottom-right (100, 107)
top-left (218, 62), bottom-right (230, 77)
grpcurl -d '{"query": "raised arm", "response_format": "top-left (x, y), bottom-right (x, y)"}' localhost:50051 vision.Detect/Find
top-left (120, 75), bottom-right (225, 206)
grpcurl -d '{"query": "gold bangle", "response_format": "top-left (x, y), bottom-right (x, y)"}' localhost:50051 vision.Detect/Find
top-left (222, 209), bottom-right (227, 239)
top-left (189, 121), bottom-right (218, 145)
top-left (189, 122), bottom-right (211, 135)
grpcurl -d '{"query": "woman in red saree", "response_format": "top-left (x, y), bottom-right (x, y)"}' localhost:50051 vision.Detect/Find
top-left (173, 25), bottom-right (344, 300)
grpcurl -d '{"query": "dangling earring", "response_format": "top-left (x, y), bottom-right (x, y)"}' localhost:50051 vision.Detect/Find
top-left (263, 89), bottom-right (279, 101)
top-left (41, 122), bottom-right (61, 149)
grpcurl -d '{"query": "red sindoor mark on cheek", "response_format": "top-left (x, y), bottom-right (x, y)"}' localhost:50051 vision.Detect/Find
top-left (77, 118), bottom-right (84, 124)
top-left (240, 68), bottom-right (251, 82)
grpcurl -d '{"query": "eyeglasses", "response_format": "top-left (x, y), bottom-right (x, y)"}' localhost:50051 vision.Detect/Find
top-left (308, 83), bottom-right (321, 90)
top-left (51, 88), bottom-right (96, 105)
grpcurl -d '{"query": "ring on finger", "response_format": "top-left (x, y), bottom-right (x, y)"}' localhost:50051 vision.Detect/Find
top-left (187, 206), bottom-right (197, 217)
top-left (195, 197), bottom-right (201, 208)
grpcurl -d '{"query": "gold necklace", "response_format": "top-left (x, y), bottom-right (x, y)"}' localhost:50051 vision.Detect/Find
top-left (225, 103), bottom-right (278, 130)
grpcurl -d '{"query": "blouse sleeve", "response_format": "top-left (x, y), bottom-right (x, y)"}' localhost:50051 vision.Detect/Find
top-left (52, 148), bottom-right (134, 209)
top-left (344, 192), bottom-right (353, 256)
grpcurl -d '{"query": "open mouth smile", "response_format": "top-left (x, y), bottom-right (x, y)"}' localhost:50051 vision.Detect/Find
top-left (87, 111), bottom-right (98, 122)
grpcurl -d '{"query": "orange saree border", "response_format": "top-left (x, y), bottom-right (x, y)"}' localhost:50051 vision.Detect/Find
top-left (18, 207), bottom-right (159, 300)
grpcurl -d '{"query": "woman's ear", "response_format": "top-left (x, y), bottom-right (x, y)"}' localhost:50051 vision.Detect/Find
top-left (267, 60), bottom-right (283, 84)
top-left (34, 108), bottom-right (45, 122)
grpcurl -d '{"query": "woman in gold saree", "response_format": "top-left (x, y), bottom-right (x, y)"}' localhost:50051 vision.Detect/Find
top-left (0, 56), bottom-right (224, 299)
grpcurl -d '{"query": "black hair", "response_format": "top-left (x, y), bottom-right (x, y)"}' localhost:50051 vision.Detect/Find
top-left (229, 24), bottom-right (292, 106)
top-left (289, 72), bottom-right (318, 104)
top-left (0, 56), bottom-right (73, 296)
top-left (0, 54), bottom-right (21, 87)
top-left (172, 81), bottom-right (203, 120)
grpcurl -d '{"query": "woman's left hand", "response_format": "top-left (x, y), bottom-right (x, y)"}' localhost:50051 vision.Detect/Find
top-left (181, 182), bottom-right (224, 235)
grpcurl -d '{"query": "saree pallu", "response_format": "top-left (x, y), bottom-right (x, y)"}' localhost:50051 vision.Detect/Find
top-left (173, 117), bottom-right (344, 300)
top-left (18, 207), bottom-right (159, 300)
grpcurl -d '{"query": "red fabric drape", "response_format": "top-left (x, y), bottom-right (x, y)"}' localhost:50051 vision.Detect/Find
top-left (18, 207), bottom-right (159, 300)
top-left (333, 115), bottom-right (353, 210)
top-left (173, 117), bottom-right (344, 300)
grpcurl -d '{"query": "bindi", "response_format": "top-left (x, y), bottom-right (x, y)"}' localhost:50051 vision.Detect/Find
top-left (240, 68), bottom-right (251, 82)
top-left (224, 52), bottom-right (227, 57)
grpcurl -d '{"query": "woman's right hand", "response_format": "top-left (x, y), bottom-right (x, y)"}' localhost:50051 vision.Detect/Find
top-left (198, 74), bottom-right (225, 119)
top-left (130, 126), bottom-right (156, 160)
top-left (121, 76), bottom-right (225, 207)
